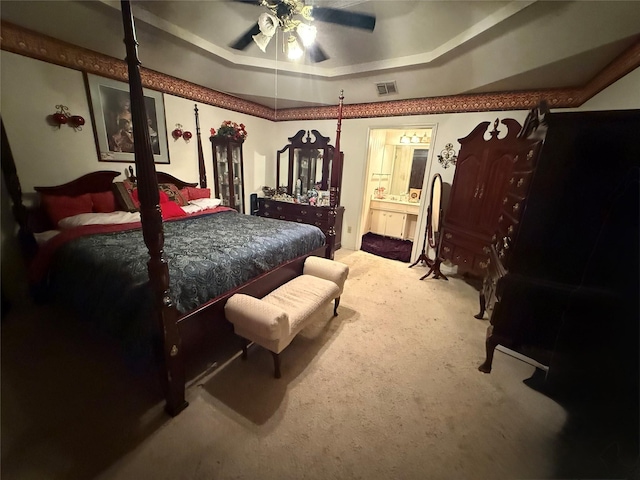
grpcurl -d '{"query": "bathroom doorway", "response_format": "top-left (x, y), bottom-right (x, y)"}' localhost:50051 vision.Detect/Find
top-left (358, 127), bottom-right (436, 262)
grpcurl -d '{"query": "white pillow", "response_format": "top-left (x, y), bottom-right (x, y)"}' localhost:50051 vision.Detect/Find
top-left (191, 197), bottom-right (222, 208)
top-left (33, 230), bottom-right (60, 245)
top-left (182, 197), bottom-right (223, 214)
top-left (58, 211), bottom-right (141, 229)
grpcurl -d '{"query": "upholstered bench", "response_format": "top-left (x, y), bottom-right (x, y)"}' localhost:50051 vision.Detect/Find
top-left (225, 256), bottom-right (349, 378)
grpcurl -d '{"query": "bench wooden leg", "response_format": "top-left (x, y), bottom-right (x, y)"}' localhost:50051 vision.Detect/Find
top-left (334, 296), bottom-right (341, 316)
top-left (271, 351), bottom-right (281, 378)
top-left (241, 337), bottom-right (249, 360)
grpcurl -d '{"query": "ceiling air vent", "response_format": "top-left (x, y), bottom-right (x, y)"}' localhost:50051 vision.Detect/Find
top-left (376, 81), bottom-right (398, 96)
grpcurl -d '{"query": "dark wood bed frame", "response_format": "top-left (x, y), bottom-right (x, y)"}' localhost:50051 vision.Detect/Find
top-left (2, 0), bottom-right (344, 417)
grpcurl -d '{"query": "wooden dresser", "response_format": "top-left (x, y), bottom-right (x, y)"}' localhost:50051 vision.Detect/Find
top-left (256, 199), bottom-right (344, 251)
top-left (254, 125), bottom-right (345, 259)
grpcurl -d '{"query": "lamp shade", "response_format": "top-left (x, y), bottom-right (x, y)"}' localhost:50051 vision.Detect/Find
top-left (252, 12), bottom-right (279, 52)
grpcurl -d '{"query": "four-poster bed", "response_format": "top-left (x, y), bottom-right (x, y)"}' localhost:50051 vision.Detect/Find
top-left (4, 0), bottom-right (347, 417)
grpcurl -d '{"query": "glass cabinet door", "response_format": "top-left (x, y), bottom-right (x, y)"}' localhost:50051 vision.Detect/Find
top-left (211, 136), bottom-right (245, 213)
top-left (216, 144), bottom-right (231, 207)
top-left (231, 144), bottom-right (244, 213)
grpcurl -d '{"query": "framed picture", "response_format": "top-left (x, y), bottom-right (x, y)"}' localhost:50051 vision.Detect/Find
top-left (85, 73), bottom-right (170, 164)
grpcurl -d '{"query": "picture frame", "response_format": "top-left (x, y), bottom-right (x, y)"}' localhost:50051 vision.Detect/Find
top-left (85, 73), bottom-right (170, 164)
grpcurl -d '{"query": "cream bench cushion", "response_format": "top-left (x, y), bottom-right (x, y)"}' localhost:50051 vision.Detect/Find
top-left (225, 256), bottom-right (349, 377)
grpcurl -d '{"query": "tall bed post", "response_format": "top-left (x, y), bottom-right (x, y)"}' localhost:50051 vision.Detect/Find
top-left (326, 90), bottom-right (344, 260)
top-left (120, 0), bottom-right (188, 416)
top-left (195, 104), bottom-right (207, 188)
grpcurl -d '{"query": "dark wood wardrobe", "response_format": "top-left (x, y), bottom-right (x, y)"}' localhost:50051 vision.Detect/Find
top-left (440, 117), bottom-right (536, 276)
top-left (471, 107), bottom-right (640, 477)
top-left (474, 107), bottom-right (639, 414)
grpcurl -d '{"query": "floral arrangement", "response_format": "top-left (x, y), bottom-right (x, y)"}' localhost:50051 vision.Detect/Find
top-left (210, 121), bottom-right (247, 141)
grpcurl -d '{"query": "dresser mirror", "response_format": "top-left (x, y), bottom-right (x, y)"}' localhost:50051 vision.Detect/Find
top-left (276, 129), bottom-right (334, 199)
top-left (257, 126), bottom-right (345, 259)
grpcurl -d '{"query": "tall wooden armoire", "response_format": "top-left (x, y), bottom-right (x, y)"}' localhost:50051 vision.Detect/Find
top-left (475, 108), bottom-right (640, 467)
top-left (440, 118), bottom-right (536, 276)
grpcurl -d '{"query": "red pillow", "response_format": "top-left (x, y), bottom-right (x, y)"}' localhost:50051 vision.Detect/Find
top-left (40, 193), bottom-right (93, 227)
top-left (160, 201), bottom-right (186, 219)
top-left (180, 187), bottom-right (210, 201)
top-left (91, 191), bottom-right (117, 213)
top-left (131, 189), bottom-right (170, 205)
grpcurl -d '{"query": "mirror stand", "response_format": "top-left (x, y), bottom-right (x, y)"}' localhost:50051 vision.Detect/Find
top-left (409, 221), bottom-right (432, 268)
top-left (418, 206), bottom-right (448, 281)
top-left (416, 174), bottom-right (448, 281)
top-left (420, 254), bottom-right (448, 281)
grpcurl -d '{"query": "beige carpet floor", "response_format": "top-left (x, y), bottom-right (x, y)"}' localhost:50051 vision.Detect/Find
top-left (1, 249), bottom-right (635, 479)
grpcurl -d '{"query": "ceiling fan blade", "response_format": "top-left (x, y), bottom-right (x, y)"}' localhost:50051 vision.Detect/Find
top-left (229, 23), bottom-right (262, 50)
top-left (311, 7), bottom-right (375, 31)
top-left (307, 43), bottom-right (329, 63)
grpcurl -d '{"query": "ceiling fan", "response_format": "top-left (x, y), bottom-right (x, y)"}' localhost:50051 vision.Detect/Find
top-left (229, 0), bottom-right (376, 63)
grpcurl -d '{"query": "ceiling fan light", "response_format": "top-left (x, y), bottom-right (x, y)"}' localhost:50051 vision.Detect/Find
top-left (296, 22), bottom-right (317, 47)
top-left (252, 33), bottom-right (272, 52)
top-left (286, 35), bottom-right (303, 60)
top-left (411, 133), bottom-right (420, 143)
top-left (257, 12), bottom-right (279, 36)
top-left (400, 133), bottom-right (410, 144)
top-left (252, 12), bottom-right (279, 52)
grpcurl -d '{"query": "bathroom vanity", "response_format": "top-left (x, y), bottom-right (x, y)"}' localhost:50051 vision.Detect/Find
top-left (368, 198), bottom-right (419, 240)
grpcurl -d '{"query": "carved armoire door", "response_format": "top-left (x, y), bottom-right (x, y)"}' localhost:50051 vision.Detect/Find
top-left (441, 118), bottom-right (532, 276)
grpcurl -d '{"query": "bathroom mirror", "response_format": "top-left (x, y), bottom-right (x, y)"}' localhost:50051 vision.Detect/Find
top-left (384, 146), bottom-right (430, 197)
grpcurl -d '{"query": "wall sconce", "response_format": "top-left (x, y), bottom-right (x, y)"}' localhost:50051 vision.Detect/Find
top-left (49, 104), bottom-right (85, 131)
top-left (411, 133), bottom-right (421, 143)
top-left (172, 124), bottom-right (184, 139)
top-left (399, 132), bottom-right (410, 144)
top-left (437, 143), bottom-right (458, 169)
top-left (172, 124), bottom-right (192, 141)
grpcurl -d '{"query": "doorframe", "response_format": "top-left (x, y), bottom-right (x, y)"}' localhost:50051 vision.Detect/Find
top-left (355, 123), bottom-right (439, 262)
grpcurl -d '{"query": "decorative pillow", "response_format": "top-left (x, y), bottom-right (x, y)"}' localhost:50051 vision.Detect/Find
top-left (160, 201), bottom-right (186, 219)
top-left (158, 183), bottom-right (188, 206)
top-left (113, 180), bottom-right (139, 212)
top-left (91, 191), bottom-right (117, 213)
top-left (180, 186), bottom-right (211, 202)
top-left (131, 189), bottom-right (170, 205)
top-left (40, 193), bottom-right (94, 227)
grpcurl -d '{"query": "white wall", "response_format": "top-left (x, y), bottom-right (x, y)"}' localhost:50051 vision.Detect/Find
top-left (0, 51), bottom-right (277, 205)
top-left (1, 48), bottom-right (638, 267)
top-left (573, 68), bottom-right (640, 112)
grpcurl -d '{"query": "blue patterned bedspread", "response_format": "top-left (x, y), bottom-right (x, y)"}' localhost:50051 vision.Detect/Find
top-left (42, 211), bottom-right (325, 360)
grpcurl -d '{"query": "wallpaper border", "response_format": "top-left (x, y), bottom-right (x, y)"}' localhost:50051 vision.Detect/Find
top-left (2, 21), bottom-right (639, 122)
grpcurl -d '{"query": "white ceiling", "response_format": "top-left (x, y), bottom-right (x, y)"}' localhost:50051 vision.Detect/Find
top-left (2, 0), bottom-right (640, 110)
